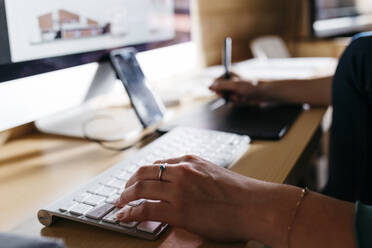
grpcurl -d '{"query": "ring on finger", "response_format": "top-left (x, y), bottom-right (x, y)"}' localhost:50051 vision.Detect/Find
top-left (158, 163), bottom-right (167, 181)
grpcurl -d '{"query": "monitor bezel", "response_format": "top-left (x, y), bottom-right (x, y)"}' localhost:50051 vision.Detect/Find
top-left (0, 42), bottom-right (171, 84)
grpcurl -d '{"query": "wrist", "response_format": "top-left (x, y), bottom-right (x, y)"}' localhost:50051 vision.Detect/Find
top-left (256, 79), bottom-right (294, 103)
top-left (255, 80), bottom-right (272, 101)
top-left (240, 182), bottom-right (301, 248)
top-left (264, 184), bottom-right (301, 248)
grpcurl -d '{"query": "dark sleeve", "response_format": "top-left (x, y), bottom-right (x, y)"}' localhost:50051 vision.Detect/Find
top-left (355, 201), bottom-right (372, 248)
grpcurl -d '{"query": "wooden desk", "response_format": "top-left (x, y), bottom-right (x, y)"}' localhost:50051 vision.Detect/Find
top-left (0, 107), bottom-right (326, 248)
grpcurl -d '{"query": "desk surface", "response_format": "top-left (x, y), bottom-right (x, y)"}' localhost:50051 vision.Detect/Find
top-left (0, 107), bottom-right (326, 248)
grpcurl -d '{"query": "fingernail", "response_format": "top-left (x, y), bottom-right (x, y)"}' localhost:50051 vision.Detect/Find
top-left (117, 211), bottom-right (128, 220)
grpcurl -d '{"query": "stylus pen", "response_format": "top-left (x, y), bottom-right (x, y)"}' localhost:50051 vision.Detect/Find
top-left (223, 37), bottom-right (232, 79)
top-left (222, 37), bottom-right (232, 102)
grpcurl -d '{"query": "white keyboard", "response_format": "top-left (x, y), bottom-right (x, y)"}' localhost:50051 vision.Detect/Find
top-left (38, 127), bottom-right (250, 240)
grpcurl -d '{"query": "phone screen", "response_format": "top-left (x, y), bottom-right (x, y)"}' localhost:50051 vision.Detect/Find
top-left (112, 50), bottom-right (165, 128)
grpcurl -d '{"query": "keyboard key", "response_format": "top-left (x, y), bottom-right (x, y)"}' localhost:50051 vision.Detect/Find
top-left (86, 203), bottom-right (115, 220)
top-left (99, 177), bottom-right (113, 185)
top-left (73, 192), bottom-right (91, 203)
top-left (137, 221), bottom-right (162, 234)
top-left (105, 194), bottom-right (120, 204)
top-left (125, 165), bottom-right (138, 173)
top-left (69, 203), bottom-right (93, 216)
top-left (120, 221), bottom-right (138, 228)
top-left (115, 171), bottom-right (131, 181)
top-left (106, 179), bottom-right (126, 189)
top-left (96, 186), bottom-right (117, 197)
top-left (83, 195), bottom-right (106, 206)
top-left (135, 159), bottom-right (146, 167)
top-left (87, 185), bottom-right (101, 194)
top-left (145, 154), bottom-right (157, 163)
top-left (102, 208), bottom-right (121, 224)
top-left (104, 205), bottom-right (132, 224)
top-left (59, 201), bottom-right (76, 212)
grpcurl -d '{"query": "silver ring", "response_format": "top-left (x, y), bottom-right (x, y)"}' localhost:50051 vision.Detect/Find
top-left (158, 164), bottom-right (166, 181)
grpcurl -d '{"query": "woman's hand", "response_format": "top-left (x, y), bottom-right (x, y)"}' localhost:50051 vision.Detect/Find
top-left (209, 73), bottom-right (264, 105)
top-left (115, 155), bottom-right (297, 246)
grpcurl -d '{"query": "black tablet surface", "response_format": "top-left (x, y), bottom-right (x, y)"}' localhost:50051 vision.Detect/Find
top-left (163, 99), bottom-right (303, 140)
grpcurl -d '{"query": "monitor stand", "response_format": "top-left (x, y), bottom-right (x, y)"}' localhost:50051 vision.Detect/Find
top-left (35, 61), bottom-right (144, 142)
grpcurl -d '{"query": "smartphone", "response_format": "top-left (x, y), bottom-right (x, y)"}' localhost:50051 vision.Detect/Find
top-left (110, 48), bottom-right (166, 128)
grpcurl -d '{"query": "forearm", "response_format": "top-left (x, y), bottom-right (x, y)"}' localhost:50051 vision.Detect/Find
top-left (243, 184), bottom-right (356, 248)
top-left (257, 76), bottom-right (333, 107)
top-left (289, 189), bottom-right (356, 248)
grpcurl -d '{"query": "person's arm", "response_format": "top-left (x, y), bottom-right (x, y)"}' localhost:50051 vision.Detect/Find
top-left (115, 155), bottom-right (356, 248)
top-left (284, 187), bottom-right (355, 248)
top-left (210, 74), bottom-right (333, 107)
top-left (257, 76), bottom-right (332, 106)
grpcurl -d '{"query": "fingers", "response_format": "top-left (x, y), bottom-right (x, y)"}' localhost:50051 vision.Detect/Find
top-left (117, 201), bottom-right (172, 223)
top-left (210, 74), bottom-right (260, 102)
top-left (125, 157), bottom-right (199, 190)
top-left (154, 154), bottom-right (200, 165)
top-left (125, 164), bottom-right (178, 187)
top-left (210, 72), bottom-right (240, 91)
top-left (116, 180), bottom-right (173, 207)
top-left (210, 79), bottom-right (237, 93)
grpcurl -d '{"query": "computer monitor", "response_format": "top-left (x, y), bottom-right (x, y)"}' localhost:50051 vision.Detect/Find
top-left (311, 0), bottom-right (372, 37)
top-left (0, 0), bottom-right (191, 133)
top-left (0, 0), bottom-right (179, 83)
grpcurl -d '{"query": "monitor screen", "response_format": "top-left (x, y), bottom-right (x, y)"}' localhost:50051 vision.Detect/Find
top-left (315, 0), bottom-right (359, 20)
top-left (0, 0), bottom-right (190, 83)
top-left (312, 0), bottom-right (372, 37)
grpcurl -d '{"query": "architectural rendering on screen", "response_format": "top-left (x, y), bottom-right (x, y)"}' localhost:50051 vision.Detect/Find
top-left (36, 9), bottom-right (115, 43)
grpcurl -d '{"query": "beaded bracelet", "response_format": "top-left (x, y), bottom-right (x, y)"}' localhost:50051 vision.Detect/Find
top-left (287, 187), bottom-right (310, 248)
